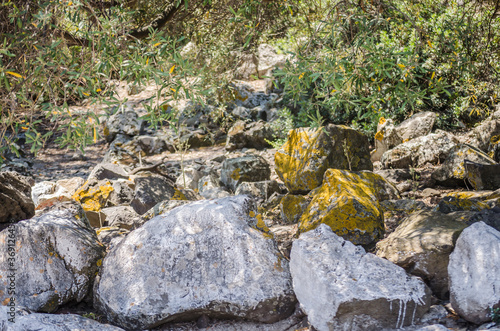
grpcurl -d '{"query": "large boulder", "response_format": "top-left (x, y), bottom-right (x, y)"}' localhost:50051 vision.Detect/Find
top-left (376, 210), bottom-right (467, 299)
top-left (448, 221), bottom-right (500, 324)
top-left (220, 154), bottom-right (271, 191)
top-left (275, 125), bottom-right (372, 194)
top-left (432, 144), bottom-right (496, 187)
top-left (396, 111), bottom-right (437, 142)
top-left (298, 169), bottom-right (398, 246)
top-left (94, 195), bottom-right (296, 330)
top-left (0, 171), bottom-right (35, 223)
top-left (290, 224), bottom-right (431, 331)
top-left (464, 160), bottom-right (500, 190)
top-left (461, 114), bottom-right (500, 152)
top-left (0, 202), bottom-right (105, 312)
top-left (381, 130), bottom-right (458, 169)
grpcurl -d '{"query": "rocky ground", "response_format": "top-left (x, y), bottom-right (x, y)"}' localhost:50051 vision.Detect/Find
top-left (1, 44), bottom-right (500, 331)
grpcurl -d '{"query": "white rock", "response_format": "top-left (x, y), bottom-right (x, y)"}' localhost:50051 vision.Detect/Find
top-left (448, 221), bottom-right (500, 324)
top-left (290, 224), bottom-right (431, 331)
top-left (95, 195), bottom-right (296, 330)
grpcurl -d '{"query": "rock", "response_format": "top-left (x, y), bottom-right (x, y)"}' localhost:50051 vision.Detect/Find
top-left (381, 131), bottom-right (458, 169)
top-left (72, 179), bottom-right (114, 212)
top-left (101, 206), bottom-right (142, 230)
top-left (225, 120), bottom-right (274, 151)
top-left (198, 173), bottom-right (221, 193)
top-left (88, 163), bottom-right (128, 181)
top-left (0, 171), bottom-right (35, 223)
top-left (96, 226), bottom-right (130, 251)
top-left (56, 177), bottom-right (85, 196)
top-left (94, 196), bottom-right (296, 330)
top-left (461, 115), bottom-right (500, 152)
top-left (234, 53), bottom-right (258, 80)
top-left (372, 118), bottom-right (402, 162)
top-left (298, 169), bottom-right (397, 246)
top-left (434, 195), bottom-right (491, 214)
top-left (179, 129), bottom-right (212, 148)
top-left (200, 187), bottom-right (232, 200)
top-left (31, 181), bottom-right (56, 206)
top-left (489, 134), bottom-right (500, 162)
top-left (380, 199), bottom-right (429, 234)
top-left (376, 210), bottom-right (467, 299)
top-left (279, 194), bottom-right (310, 224)
top-left (465, 159), bottom-right (500, 190)
top-left (396, 111), bottom-right (437, 142)
top-left (448, 221), bottom-right (500, 324)
top-left (130, 175), bottom-right (177, 214)
top-left (141, 199), bottom-right (192, 223)
top-left (256, 43), bottom-right (287, 77)
top-left (432, 144), bottom-right (497, 187)
top-left (234, 180), bottom-right (283, 203)
top-left (290, 224), bottom-right (431, 331)
top-left (0, 202), bottom-right (105, 312)
top-left (275, 124), bottom-right (373, 194)
top-left (176, 166), bottom-right (202, 190)
top-left (449, 207), bottom-right (500, 232)
top-left (220, 154), bottom-right (271, 191)
top-left (103, 110), bottom-right (145, 142)
top-left (3, 312), bottom-right (124, 330)
top-left (107, 179), bottom-right (135, 206)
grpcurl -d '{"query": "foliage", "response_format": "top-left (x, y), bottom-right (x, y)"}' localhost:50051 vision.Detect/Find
top-left (274, 0), bottom-right (500, 136)
top-left (0, 0), bottom-right (296, 160)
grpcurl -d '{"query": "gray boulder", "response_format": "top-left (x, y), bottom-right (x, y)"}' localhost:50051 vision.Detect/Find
top-left (101, 205), bottom-right (141, 230)
top-left (432, 144), bottom-right (496, 187)
top-left (95, 195), bottom-right (296, 330)
top-left (461, 115), bottom-right (500, 152)
top-left (130, 175), bottom-right (176, 214)
top-left (0, 202), bottom-right (104, 312)
top-left (376, 210), bottom-right (467, 299)
top-left (221, 154), bottom-right (271, 191)
top-left (290, 224), bottom-right (431, 331)
top-left (381, 131), bottom-right (458, 169)
top-left (234, 180), bottom-right (283, 203)
top-left (0, 171), bottom-right (34, 223)
top-left (396, 111), bottom-right (437, 142)
top-left (88, 163), bottom-right (128, 181)
top-left (103, 110), bottom-right (145, 142)
top-left (464, 160), bottom-right (500, 190)
top-left (448, 221), bottom-right (500, 324)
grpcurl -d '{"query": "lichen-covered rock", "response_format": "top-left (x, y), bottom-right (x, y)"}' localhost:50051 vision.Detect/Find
top-left (376, 210), bottom-right (467, 299)
top-left (290, 224), bottom-right (431, 331)
top-left (280, 194), bottom-right (310, 224)
top-left (381, 131), bottom-right (458, 169)
top-left (380, 199), bottom-right (429, 234)
top-left (130, 175), bottom-right (177, 214)
top-left (298, 169), bottom-right (395, 246)
top-left (434, 195), bottom-right (491, 214)
top-left (88, 163), bottom-right (128, 181)
top-left (464, 160), bottom-right (500, 190)
top-left (432, 144), bottom-right (496, 187)
top-left (448, 222), bottom-right (500, 324)
top-left (94, 195), bottom-right (296, 330)
top-left (72, 180), bottom-right (114, 212)
top-left (0, 171), bottom-right (35, 223)
top-left (461, 115), bottom-right (500, 152)
top-left (275, 124), bottom-right (372, 194)
top-left (103, 110), bottom-right (145, 142)
top-left (220, 154), bottom-right (271, 191)
top-left (225, 120), bottom-right (274, 151)
top-left (2, 311), bottom-right (124, 331)
top-left (141, 199), bottom-right (192, 222)
top-left (372, 118), bottom-right (402, 162)
top-left (0, 202), bottom-right (105, 312)
top-left (489, 134), bottom-right (500, 162)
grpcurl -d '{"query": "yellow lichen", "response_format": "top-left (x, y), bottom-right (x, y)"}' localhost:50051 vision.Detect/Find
top-left (171, 188), bottom-right (187, 200)
top-left (374, 131), bottom-right (384, 141)
top-left (72, 182), bottom-right (114, 212)
top-left (379, 117), bottom-right (386, 125)
top-left (298, 169), bottom-right (384, 245)
top-left (230, 168), bottom-right (241, 181)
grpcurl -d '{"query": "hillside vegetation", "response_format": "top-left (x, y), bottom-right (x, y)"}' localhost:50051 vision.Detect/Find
top-left (1, 0), bottom-right (500, 158)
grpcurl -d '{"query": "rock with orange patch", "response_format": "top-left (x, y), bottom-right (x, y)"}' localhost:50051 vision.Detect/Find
top-left (298, 169), bottom-right (395, 246)
top-left (432, 143), bottom-right (496, 187)
top-left (220, 154), bottom-right (271, 191)
top-left (371, 118), bottom-right (401, 162)
top-left (94, 195), bottom-right (296, 330)
top-left (275, 124), bottom-right (372, 194)
top-left (0, 201), bottom-right (104, 313)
